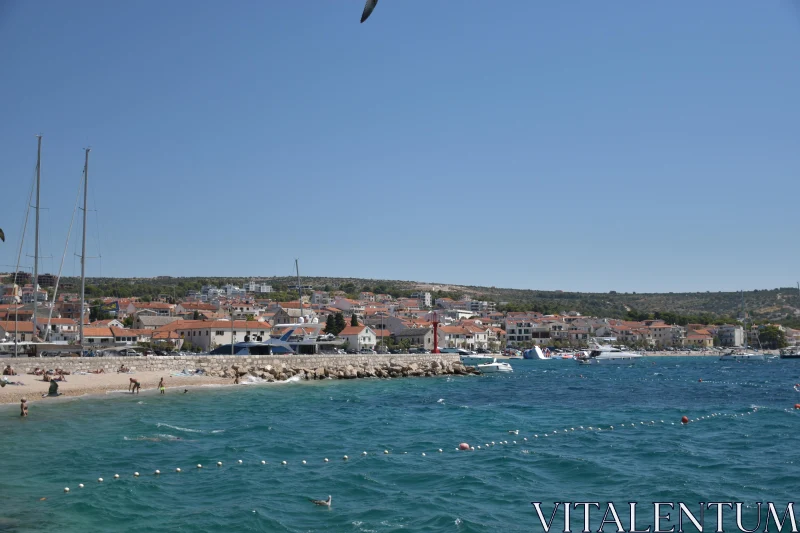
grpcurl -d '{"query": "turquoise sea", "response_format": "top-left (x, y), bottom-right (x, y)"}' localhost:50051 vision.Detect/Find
top-left (1, 357), bottom-right (799, 532)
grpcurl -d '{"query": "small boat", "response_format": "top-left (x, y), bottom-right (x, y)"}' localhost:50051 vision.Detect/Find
top-left (779, 348), bottom-right (800, 359)
top-left (523, 346), bottom-right (551, 360)
top-left (477, 358), bottom-right (513, 373)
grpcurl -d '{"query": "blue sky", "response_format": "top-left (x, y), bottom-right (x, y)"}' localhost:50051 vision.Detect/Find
top-left (1, 0), bottom-right (799, 293)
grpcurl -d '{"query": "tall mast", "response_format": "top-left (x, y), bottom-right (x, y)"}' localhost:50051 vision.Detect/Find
top-left (32, 135), bottom-right (41, 342)
top-left (79, 148), bottom-right (90, 354)
top-left (296, 259), bottom-right (302, 320)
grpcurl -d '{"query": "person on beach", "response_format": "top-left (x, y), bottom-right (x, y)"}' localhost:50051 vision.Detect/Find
top-left (158, 377), bottom-right (165, 395)
top-left (131, 380), bottom-right (141, 394)
top-left (129, 377), bottom-right (138, 391)
top-left (20, 398), bottom-right (28, 417)
top-left (43, 378), bottom-right (61, 397)
top-left (3, 365), bottom-right (16, 376)
top-left (233, 373), bottom-right (240, 385)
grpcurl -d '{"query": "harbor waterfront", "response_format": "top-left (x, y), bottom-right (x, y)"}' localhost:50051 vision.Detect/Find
top-left (1, 356), bottom-right (798, 532)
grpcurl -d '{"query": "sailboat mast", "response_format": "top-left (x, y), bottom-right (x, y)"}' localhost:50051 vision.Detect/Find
top-left (296, 259), bottom-right (302, 319)
top-left (33, 135), bottom-right (41, 342)
top-left (79, 148), bottom-right (90, 354)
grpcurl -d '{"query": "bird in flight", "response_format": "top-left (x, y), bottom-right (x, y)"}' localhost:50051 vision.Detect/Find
top-left (309, 495), bottom-right (332, 507)
top-left (361, 0), bottom-right (378, 23)
top-left (0, 228), bottom-right (4, 242)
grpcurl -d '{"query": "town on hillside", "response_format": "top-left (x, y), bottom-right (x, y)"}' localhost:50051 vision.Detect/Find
top-left (1, 276), bottom-right (797, 355)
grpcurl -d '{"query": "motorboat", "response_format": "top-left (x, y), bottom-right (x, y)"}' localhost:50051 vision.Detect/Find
top-left (460, 353), bottom-right (496, 366)
top-left (719, 350), bottom-right (766, 361)
top-left (779, 348), bottom-right (800, 359)
top-left (477, 358), bottom-right (513, 373)
top-left (576, 341), bottom-right (643, 365)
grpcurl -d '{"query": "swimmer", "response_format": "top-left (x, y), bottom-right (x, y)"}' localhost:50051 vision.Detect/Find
top-left (20, 398), bottom-right (28, 417)
top-left (183, 389), bottom-right (188, 394)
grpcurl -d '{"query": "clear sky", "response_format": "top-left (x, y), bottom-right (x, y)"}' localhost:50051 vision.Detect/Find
top-left (1, 0), bottom-right (799, 293)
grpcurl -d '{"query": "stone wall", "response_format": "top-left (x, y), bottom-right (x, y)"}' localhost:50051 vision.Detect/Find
top-left (7, 354), bottom-right (463, 377)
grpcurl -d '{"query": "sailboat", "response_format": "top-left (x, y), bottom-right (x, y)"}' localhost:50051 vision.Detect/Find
top-left (720, 291), bottom-right (765, 361)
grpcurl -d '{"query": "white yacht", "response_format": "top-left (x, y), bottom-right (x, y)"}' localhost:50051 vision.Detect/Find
top-left (719, 350), bottom-right (766, 361)
top-left (576, 341), bottom-right (643, 365)
top-left (460, 352), bottom-right (495, 367)
top-left (477, 358), bottom-right (513, 373)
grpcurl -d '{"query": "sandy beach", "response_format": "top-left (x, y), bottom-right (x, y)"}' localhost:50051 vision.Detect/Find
top-left (0, 370), bottom-right (231, 406)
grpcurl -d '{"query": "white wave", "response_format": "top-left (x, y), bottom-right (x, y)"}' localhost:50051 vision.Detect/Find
top-left (437, 398), bottom-right (445, 403)
top-left (156, 422), bottom-right (203, 433)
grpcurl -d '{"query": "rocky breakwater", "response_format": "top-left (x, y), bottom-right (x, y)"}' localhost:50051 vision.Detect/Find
top-left (218, 358), bottom-right (479, 382)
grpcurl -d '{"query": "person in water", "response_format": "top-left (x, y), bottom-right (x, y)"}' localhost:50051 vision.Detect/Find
top-left (131, 380), bottom-right (141, 394)
top-left (20, 398), bottom-right (28, 417)
top-left (158, 377), bottom-right (165, 395)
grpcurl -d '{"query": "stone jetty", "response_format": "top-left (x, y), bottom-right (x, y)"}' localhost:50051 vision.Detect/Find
top-left (7, 353), bottom-right (479, 380)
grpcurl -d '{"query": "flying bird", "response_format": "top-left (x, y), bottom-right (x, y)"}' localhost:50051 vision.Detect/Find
top-left (309, 495), bottom-right (332, 507)
top-left (361, 0), bottom-right (378, 23)
top-left (0, 228), bottom-right (4, 242)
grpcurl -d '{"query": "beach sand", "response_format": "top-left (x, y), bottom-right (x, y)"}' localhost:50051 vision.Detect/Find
top-left (0, 371), bottom-right (231, 405)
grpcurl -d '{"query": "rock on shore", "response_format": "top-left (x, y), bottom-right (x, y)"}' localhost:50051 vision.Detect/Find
top-left (221, 359), bottom-right (479, 382)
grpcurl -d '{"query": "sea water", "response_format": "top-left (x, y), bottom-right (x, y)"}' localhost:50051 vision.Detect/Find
top-left (0, 357), bottom-right (798, 532)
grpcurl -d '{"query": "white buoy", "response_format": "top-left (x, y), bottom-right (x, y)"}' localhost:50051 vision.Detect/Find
top-left (438, 449), bottom-right (443, 453)
top-left (302, 460), bottom-right (307, 465)
top-left (651, 421), bottom-right (654, 424)
top-left (343, 456), bottom-right (348, 461)
top-left (384, 450), bottom-right (389, 454)
top-left (362, 451), bottom-right (367, 456)
top-left (610, 426), bottom-right (614, 430)
top-left (64, 487), bottom-right (70, 493)
top-left (571, 428), bottom-right (575, 431)
top-left (281, 461), bottom-right (287, 465)
top-left (98, 478), bottom-right (103, 483)
top-left (477, 446), bottom-right (481, 449)
top-left (470, 446), bottom-right (475, 451)
top-left (175, 468), bottom-right (181, 473)
top-left (196, 464), bottom-right (202, 469)
top-left (579, 426), bottom-right (584, 429)
top-left (534, 435), bottom-right (538, 438)
top-left (421, 452), bottom-right (426, 456)
top-left (491, 441), bottom-right (495, 445)
top-left (523, 437), bottom-right (527, 441)
top-left (513, 441), bottom-right (517, 444)
top-left (261, 460), bottom-right (266, 465)
top-left (78, 484), bottom-right (84, 489)
top-left (155, 470), bottom-right (161, 475)
top-left (217, 462), bottom-right (223, 467)
top-left (134, 472), bottom-right (140, 477)
top-left (114, 474), bottom-right (119, 479)
top-left (323, 458), bottom-right (328, 463)
top-left (238, 460), bottom-right (243, 464)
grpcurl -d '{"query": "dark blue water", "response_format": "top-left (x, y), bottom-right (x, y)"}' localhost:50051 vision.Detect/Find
top-left (1, 357), bottom-right (798, 532)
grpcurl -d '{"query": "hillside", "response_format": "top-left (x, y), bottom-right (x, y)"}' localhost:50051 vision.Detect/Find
top-left (5, 273), bottom-right (798, 327)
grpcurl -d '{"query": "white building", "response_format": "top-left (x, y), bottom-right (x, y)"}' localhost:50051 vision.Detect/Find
top-left (338, 325), bottom-right (376, 352)
top-left (717, 324), bottom-right (743, 347)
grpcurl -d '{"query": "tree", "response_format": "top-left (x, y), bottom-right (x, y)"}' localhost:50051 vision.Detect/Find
top-left (122, 316), bottom-right (134, 328)
top-left (324, 314), bottom-right (335, 334)
top-left (333, 313), bottom-right (346, 336)
top-left (759, 325), bottom-right (787, 349)
top-left (350, 314), bottom-right (359, 327)
top-left (245, 314), bottom-right (255, 321)
top-left (193, 310), bottom-right (200, 320)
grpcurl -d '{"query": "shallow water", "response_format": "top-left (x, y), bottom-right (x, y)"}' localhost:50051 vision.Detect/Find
top-left (1, 357), bottom-right (798, 532)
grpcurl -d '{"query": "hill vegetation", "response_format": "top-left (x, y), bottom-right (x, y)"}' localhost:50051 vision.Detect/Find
top-left (5, 273), bottom-right (800, 328)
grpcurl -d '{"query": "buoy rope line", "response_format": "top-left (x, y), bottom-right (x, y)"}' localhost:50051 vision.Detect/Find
top-left (53, 407), bottom-right (763, 497)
